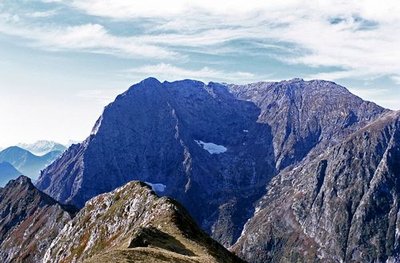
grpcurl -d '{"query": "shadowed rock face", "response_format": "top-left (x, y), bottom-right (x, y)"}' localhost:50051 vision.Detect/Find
top-left (36, 77), bottom-right (387, 247)
top-left (44, 181), bottom-right (245, 263)
top-left (0, 176), bottom-right (76, 263)
top-left (232, 111), bottom-right (400, 263)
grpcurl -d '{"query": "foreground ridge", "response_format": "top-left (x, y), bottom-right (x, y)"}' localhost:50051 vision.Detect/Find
top-left (44, 180), bottom-right (245, 263)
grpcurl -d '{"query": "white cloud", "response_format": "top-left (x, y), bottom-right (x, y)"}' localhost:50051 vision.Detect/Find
top-left (2, 1), bottom-right (400, 83)
top-left (43, 0), bottom-right (400, 81)
top-left (0, 18), bottom-right (175, 59)
top-left (28, 9), bottom-right (59, 18)
top-left (124, 63), bottom-right (259, 83)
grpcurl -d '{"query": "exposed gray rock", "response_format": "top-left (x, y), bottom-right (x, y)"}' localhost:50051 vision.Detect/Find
top-left (36, 78), bottom-right (387, 247)
top-left (0, 176), bottom-right (76, 263)
top-left (232, 111), bottom-right (400, 262)
top-left (44, 180), bottom-right (244, 263)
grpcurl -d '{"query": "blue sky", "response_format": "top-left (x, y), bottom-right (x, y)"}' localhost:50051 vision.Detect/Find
top-left (0, 0), bottom-right (399, 146)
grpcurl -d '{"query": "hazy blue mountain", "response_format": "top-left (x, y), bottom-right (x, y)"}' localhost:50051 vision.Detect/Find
top-left (0, 162), bottom-right (22, 186)
top-left (0, 146), bottom-right (62, 179)
top-left (17, 140), bottom-right (66, 156)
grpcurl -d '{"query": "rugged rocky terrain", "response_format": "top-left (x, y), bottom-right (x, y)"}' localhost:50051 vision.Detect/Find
top-left (232, 111), bottom-right (400, 262)
top-left (36, 78), bottom-right (387, 248)
top-left (0, 176), bottom-right (76, 262)
top-left (44, 180), bottom-right (244, 263)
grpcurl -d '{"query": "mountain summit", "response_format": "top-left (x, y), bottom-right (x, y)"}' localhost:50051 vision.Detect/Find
top-left (44, 180), bottom-right (244, 263)
top-left (36, 77), bottom-right (387, 249)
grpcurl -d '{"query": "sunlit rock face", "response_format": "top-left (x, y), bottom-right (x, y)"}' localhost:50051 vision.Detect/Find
top-left (36, 77), bottom-right (387, 247)
top-left (44, 181), bottom-right (244, 263)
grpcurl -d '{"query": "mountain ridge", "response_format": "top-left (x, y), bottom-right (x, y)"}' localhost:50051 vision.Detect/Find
top-left (0, 162), bottom-right (22, 186)
top-left (0, 146), bottom-right (62, 179)
top-left (232, 110), bottom-right (400, 262)
top-left (0, 175), bottom-right (76, 263)
top-left (44, 180), bottom-right (245, 263)
top-left (36, 77), bottom-right (388, 248)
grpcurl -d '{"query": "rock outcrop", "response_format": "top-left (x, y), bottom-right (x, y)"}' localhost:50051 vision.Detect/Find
top-left (0, 176), bottom-right (76, 263)
top-left (44, 180), bottom-right (244, 263)
top-left (232, 111), bottom-right (400, 262)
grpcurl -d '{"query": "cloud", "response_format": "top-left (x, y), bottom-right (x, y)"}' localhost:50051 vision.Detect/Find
top-left (0, 17), bottom-right (175, 59)
top-left (28, 9), bottom-right (59, 18)
top-left (42, 0), bottom-right (400, 82)
top-left (124, 63), bottom-right (260, 83)
top-left (1, 1), bottom-right (399, 83)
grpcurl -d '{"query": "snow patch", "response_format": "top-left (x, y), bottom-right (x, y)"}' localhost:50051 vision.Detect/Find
top-left (145, 182), bottom-right (166, 193)
top-left (195, 140), bottom-right (227, 154)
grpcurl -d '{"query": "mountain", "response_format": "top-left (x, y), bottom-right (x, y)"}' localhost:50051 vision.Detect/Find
top-left (0, 162), bottom-right (22, 186)
top-left (17, 140), bottom-right (66, 156)
top-left (36, 77), bottom-right (387, 248)
top-left (232, 110), bottom-right (400, 262)
top-left (44, 180), bottom-right (244, 263)
top-left (0, 176), bottom-right (76, 263)
top-left (0, 146), bottom-right (62, 179)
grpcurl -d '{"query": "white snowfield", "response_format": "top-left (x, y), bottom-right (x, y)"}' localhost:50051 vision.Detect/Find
top-left (145, 182), bottom-right (167, 193)
top-left (195, 140), bottom-right (227, 154)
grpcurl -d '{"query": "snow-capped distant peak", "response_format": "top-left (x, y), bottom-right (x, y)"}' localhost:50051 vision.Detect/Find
top-left (195, 140), bottom-right (227, 154)
top-left (17, 140), bottom-right (66, 156)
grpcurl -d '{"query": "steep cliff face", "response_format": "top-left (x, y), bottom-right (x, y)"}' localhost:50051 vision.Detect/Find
top-left (0, 176), bottom-right (76, 263)
top-left (44, 181), bottom-right (244, 263)
top-left (233, 111), bottom-right (400, 262)
top-left (36, 78), bottom-right (386, 246)
top-left (228, 79), bottom-right (387, 170)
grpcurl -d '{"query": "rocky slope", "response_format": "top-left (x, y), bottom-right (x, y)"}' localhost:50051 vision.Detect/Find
top-left (44, 180), bottom-right (244, 263)
top-left (0, 146), bottom-right (62, 179)
top-left (36, 78), bottom-right (387, 246)
top-left (232, 111), bottom-right (400, 262)
top-left (0, 176), bottom-right (76, 263)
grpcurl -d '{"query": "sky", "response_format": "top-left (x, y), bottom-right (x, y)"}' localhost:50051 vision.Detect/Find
top-left (0, 0), bottom-right (399, 147)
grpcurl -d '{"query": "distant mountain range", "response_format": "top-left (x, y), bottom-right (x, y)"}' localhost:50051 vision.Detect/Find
top-left (0, 162), bottom-right (22, 186)
top-left (1, 78), bottom-right (399, 262)
top-left (17, 140), bottom-right (67, 156)
top-left (0, 146), bottom-right (63, 183)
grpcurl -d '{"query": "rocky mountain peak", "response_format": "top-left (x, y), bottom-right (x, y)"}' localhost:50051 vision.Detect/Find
top-left (0, 176), bottom-right (76, 263)
top-left (44, 180), bottom-right (244, 263)
top-left (36, 78), bottom-right (388, 248)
